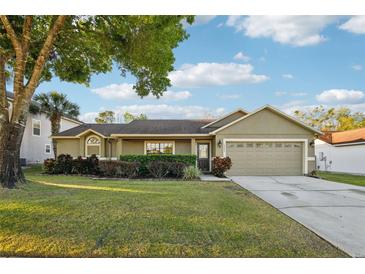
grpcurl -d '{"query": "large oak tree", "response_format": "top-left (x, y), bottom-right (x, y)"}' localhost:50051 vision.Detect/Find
top-left (0, 15), bottom-right (194, 188)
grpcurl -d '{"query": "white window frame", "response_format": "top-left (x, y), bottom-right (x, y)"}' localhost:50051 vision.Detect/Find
top-left (85, 135), bottom-right (102, 157)
top-left (223, 138), bottom-right (309, 174)
top-left (144, 140), bottom-right (175, 155)
top-left (45, 144), bottom-right (51, 154)
top-left (32, 119), bottom-right (41, 137)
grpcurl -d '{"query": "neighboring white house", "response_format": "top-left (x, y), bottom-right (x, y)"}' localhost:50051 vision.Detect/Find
top-left (315, 128), bottom-right (365, 175)
top-left (7, 92), bottom-right (82, 164)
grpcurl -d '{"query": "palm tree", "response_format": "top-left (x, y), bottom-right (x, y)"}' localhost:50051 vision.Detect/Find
top-left (33, 91), bottom-right (80, 158)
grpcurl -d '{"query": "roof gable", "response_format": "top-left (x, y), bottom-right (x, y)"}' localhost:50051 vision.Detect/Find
top-left (210, 105), bottom-right (322, 135)
top-left (201, 108), bottom-right (248, 129)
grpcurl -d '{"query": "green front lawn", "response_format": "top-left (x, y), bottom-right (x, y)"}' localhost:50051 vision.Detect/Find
top-left (318, 171), bottom-right (365, 187)
top-left (0, 166), bottom-right (346, 257)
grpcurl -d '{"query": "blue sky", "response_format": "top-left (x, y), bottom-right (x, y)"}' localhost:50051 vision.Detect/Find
top-left (35, 16), bottom-right (365, 122)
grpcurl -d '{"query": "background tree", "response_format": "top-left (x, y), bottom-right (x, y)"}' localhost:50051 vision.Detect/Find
top-left (294, 105), bottom-right (365, 131)
top-left (0, 15), bottom-right (193, 188)
top-left (95, 110), bottom-right (115, 124)
top-left (33, 91), bottom-right (79, 158)
top-left (123, 111), bottom-right (148, 123)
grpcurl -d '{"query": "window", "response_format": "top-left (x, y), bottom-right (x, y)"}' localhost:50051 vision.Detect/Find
top-left (32, 119), bottom-right (41, 136)
top-left (45, 144), bottom-right (51, 154)
top-left (145, 141), bottom-right (174, 155)
top-left (86, 135), bottom-right (101, 156)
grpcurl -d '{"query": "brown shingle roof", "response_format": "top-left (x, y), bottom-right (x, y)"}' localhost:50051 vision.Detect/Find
top-left (320, 128), bottom-right (365, 145)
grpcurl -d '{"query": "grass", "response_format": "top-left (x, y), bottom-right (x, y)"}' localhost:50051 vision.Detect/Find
top-left (0, 166), bottom-right (346, 257)
top-left (318, 171), bottom-right (365, 187)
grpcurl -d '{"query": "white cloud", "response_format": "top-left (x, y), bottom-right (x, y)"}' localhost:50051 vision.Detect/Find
top-left (169, 62), bottom-right (268, 88)
top-left (352, 64), bottom-right (363, 71)
top-left (292, 92), bottom-right (307, 97)
top-left (193, 16), bottom-right (216, 25)
top-left (282, 73), bottom-right (294, 79)
top-left (316, 89), bottom-right (365, 104)
top-left (226, 16), bottom-right (339, 46)
top-left (79, 104), bottom-right (225, 123)
top-left (91, 83), bottom-right (192, 101)
top-left (339, 16), bottom-right (365, 34)
top-left (233, 52), bottom-right (250, 62)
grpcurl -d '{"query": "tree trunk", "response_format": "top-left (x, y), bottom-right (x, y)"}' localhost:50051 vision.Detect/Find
top-left (50, 115), bottom-right (61, 159)
top-left (0, 121), bottom-right (26, 188)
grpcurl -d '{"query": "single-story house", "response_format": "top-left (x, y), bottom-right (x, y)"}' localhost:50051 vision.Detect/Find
top-left (52, 105), bottom-right (321, 176)
top-left (315, 128), bottom-right (365, 175)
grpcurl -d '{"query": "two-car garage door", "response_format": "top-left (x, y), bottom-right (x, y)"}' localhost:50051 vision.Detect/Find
top-left (226, 141), bottom-right (303, 176)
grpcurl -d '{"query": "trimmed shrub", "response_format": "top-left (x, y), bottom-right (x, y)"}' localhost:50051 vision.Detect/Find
top-left (212, 156), bottom-right (232, 177)
top-left (183, 166), bottom-right (201, 180)
top-left (72, 156), bottom-right (87, 174)
top-left (54, 154), bottom-right (74, 174)
top-left (99, 160), bottom-right (140, 178)
top-left (147, 161), bottom-right (171, 178)
top-left (87, 154), bottom-right (99, 175)
top-left (43, 158), bottom-right (56, 174)
top-left (99, 160), bottom-right (119, 177)
top-left (169, 162), bottom-right (187, 178)
top-left (118, 162), bottom-right (140, 178)
top-left (120, 154), bottom-right (196, 176)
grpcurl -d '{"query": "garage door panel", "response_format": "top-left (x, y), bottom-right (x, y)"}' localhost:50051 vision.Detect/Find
top-left (226, 141), bottom-right (303, 176)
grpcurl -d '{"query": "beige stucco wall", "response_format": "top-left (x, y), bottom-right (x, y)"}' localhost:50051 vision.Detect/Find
top-left (214, 108), bottom-right (316, 173)
top-left (56, 139), bottom-right (80, 158)
top-left (175, 140), bottom-right (191, 154)
top-left (122, 140), bottom-right (144, 155)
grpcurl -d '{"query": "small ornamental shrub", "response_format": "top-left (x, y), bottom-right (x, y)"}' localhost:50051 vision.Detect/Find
top-left (72, 156), bottom-right (87, 174)
top-left (212, 156), bottom-right (232, 177)
top-left (87, 154), bottom-right (99, 175)
top-left (43, 159), bottom-right (56, 174)
top-left (147, 161), bottom-right (171, 178)
top-left (54, 154), bottom-right (74, 174)
top-left (169, 162), bottom-right (187, 178)
top-left (183, 166), bottom-right (201, 180)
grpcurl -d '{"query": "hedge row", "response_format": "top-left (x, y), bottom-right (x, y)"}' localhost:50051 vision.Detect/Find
top-left (120, 154), bottom-right (197, 176)
top-left (44, 154), bottom-right (198, 179)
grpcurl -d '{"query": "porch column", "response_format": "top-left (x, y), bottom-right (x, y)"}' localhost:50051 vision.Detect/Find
top-left (116, 138), bottom-right (123, 157)
top-left (191, 138), bottom-right (196, 155)
top-left (79, 136), bottom-right (85, 157)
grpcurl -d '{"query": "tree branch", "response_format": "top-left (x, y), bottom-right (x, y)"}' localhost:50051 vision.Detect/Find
top-left (0, 15), bottom-right (25, 100)
top-left (24, 16), bottom-right (66, 97)
top-left (0, 55), bottom-right (9, 123)
top-left (11, 16), bottom-right (67, 123)
top-left (0, 16), bottom-right (22, 56)
top-left (21, 16), bottom-right (32, 68)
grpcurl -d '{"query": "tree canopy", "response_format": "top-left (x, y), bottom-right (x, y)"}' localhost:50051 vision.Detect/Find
top-left (123, 111), bottom-right (148, 123)
top-left (0, 15), bottom-right (193, 188)
top-left (294, 105), bottom-right (365, 131)
top-left (95, 110), bottom-right (115, 124)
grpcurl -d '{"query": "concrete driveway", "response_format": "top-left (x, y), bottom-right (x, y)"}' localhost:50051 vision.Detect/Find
top-left (230, 176), bottom-right (365, 257)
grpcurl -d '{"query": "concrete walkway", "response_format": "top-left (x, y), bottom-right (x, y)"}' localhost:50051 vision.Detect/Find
top-left (230, 176), bottom-right (365, 257)
top-left (199, 174), bottom-right (232, 182)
